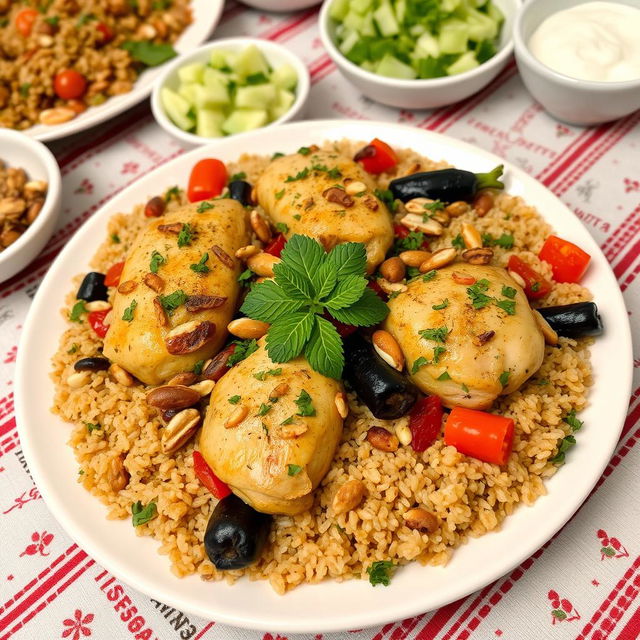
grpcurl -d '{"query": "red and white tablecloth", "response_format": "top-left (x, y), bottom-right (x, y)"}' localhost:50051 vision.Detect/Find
top-left (2, 4), bottom-right (640, 639)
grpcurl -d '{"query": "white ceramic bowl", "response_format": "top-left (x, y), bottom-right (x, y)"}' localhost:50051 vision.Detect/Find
top-left (151, 38), bottom-right (310, 146)
top-left (0, 130), bottom-right (61, 283)
top-left (319, 0), bottom-right (520, 109)
top-left (239, 0), bottom-right (321, 11)
top-left (514, 0), bottom-right (640, 125)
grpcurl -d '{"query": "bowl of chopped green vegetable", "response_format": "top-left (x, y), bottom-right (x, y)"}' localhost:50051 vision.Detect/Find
top-left (151, 38), bottom-right (310, 146)
top-left (319, 0), bottom-right (520, 109)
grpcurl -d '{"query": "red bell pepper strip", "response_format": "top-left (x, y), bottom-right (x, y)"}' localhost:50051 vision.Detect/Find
top-left (95, 22), bottom-right (114, 45)
top-left (15, 8), bottom-right (38, 37)
top-left (409, 396), bottom-right (443, 452)
top-left (88, 309), bottom-right (110, 339)
top-left (104, 261), bottom-right (125, 288)
top-left (354, 138), bottom-right (398, 174)
top-left (187, 158), bottom-right (227, 202)
top-left (264, 233), bottom-right (287, 258)
top-left (192, 451), bottom-right (231, 500)
top-left (539, 235), bottom-right (591, 283)
top-left (444, 407), bottom-right (514, 466)
top-left (507, 255), bottom-right (552, 300)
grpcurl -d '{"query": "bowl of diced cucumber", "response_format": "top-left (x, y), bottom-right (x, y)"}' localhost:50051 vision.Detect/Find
top-left (319, 0), bottom-right (520, 109)
top-left (151, 38), bottom-right (310, 145)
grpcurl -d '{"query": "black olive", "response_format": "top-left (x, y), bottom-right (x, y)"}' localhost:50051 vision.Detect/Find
top-left (342, 333), bottom-right (419, 420)
top-left (74, 357), bottom-right (110, 372)
top-left (537, 302), bottom-right (603, 338)
top-left (228, 180), bottom-right (253, 207)
top-left (76, 272), bottom-right (108, 302)
top-left (204, 494), bottom-right (271, 570)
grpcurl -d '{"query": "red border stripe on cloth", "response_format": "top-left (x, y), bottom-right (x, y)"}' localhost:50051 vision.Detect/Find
top-left (259, 7), bottom-right (319, 41)
top-left (614, 603), bottom-right (640, 640)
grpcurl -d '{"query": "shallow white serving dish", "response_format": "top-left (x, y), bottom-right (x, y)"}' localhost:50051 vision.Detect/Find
top-left (19, 0), bottom-right (224, 142)
top-left (239, 0), bottom-right (321, 11)
top-left (16, 120), bottom-right (632, 633)
top-left (319, 0), bottom-right (520, 109)
top-left (0, 129), bottom-right (61, 283)
top-left (151, 37), bottom-right (310, 146)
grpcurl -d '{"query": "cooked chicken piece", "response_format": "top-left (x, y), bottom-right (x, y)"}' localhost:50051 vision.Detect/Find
top-left (254, 150), bottom-right (394, 272)
top-left (103, 200), bottom-right (250, 385)
top-left (199, 340), bottom-right (344, 515)
top-left (384, 264), bottom-right (545, 409)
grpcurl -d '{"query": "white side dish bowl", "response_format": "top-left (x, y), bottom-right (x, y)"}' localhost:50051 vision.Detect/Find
top-left (239, 0), bottom-right (321, 11)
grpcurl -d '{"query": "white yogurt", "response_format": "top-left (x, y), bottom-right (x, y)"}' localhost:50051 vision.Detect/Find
top-left (528, 2), bottom-right (640, 82)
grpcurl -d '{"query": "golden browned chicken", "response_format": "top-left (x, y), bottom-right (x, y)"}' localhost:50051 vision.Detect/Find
top-left (384, 264), bottom-right (545, 409)
top-left (199, 340), bottom-right (344, 515)
top-left (254, 149), bottom-right (394, 273)
top-left (103, 200), bottom-right (250, 385)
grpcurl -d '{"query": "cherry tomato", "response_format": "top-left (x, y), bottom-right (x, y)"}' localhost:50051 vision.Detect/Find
top-left (367, 278), bottom-right (388, 301)
top-left (507, 255), bottom-right (552, 300)
top-left (15, 9), bottom-right (38, 37)
top-left (354, 138), bottom-right (398, 174)
top-left (263, 233), bottom-right (287, 258)
top-left (444, 407), bottom-right (514, 466)
top-left (192, 451), bottom-right (232, 499)
top-left (409, 396), bottom-right (443, 452)
top-left (539, 235), bottom-right (591, 284)
top-left (104, 261), bottom-right (125, 287)
top-left (88, 309), bottom-right (110, 339)
top-left (95, 22), bottom-right (114, 45)
top-left (53, 70), bottom-right (88, 100)
top-left (187, 158), bottom-right (228, 203)
top-left (324, 311), bottom-right (357, 338)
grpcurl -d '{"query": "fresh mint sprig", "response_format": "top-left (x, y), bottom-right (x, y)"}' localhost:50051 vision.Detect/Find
top-left (240, 235), bottom-right (388, 378)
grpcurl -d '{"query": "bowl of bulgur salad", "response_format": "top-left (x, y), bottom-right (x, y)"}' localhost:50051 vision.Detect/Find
top-left (0, 0), bottom-right (224, 142)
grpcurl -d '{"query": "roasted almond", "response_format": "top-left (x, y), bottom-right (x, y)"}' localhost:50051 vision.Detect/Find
top-left (404, 507), bottom-right (438, 532)
top-left (165, 320), bottom-right (216, 355)
top-left (445, 201), bottom-right (469, 217)
top-left (461, 222), bottom-right (483, 249)
top-left (345, 180), bottom-right (366, 195)
top-left (167, 372), bottom-right (198, 387)
top-left (462, 247), bottom-right (493, 265)
top-left (117, 280), bottom-right (137, 294)
top-left (334, 391), bottom-right (349, 419)
top-left (323, 186), bottom-right (354, 208)
top-left (332, 478), bottom-right (365, 515)
top-left (227, 317), bottom-right (269, 339)
top-left (366, 426), bottom-right (399, 452)
top-left (161, 408), bottom-right (201, 454)
top-left (146, 384), bottom-right (201, 410)
top-left (212, 244), bottom-right (235, 269)
top-left (250, 209), bottom-right (272, 243)
top-left (144, 272), bottom-right (165, 293)
top-left (153, 297), bottom-right (169, 327)
top-left (377, 278), bottom-right (407, 295)
top-left (400, 213), bottom-right (444, 236)
top-left (225, 405), bottom-right (248, 428)
top-left (419, 248), bottom-right (457, 272)
top-left (247, 252), bottom-right (280, 277)
top-left (534, 310), bottom-right (559, 346)
top-left (185, 294), bottom-right (226, 313)
top-left (363, 195), bottom-right (379, 211)
top-left (473, 192), bottom-right (494, 217)
top-left (269, 382), bottom-right (290, 400)
top-left (235, 245), bottom-right (260, 260)
top-left (379, 257), bottom-right (406, 283)
top-left (399, 250), bottom-right (431, 267)
top-left (109, 363), bottom-right (135, 387)
top-left (157, 222), bottom-right (182, 234)
top-left (473, 330), bottom-right (495, 346)
top-left (372, 330), bottom-right (404, 371)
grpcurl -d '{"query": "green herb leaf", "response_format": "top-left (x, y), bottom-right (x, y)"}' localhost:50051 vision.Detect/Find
top-left (326, 242), bottom-right (367, 279)
top-left (131, 501), bottom-right (157, 526)
top-left (495, 299), bottom-right (516, 315)
top-left (229, 172), bottom-right (246, 181)
top-left (164, 186), bottom-right (180, 202)
top-left (367, 560), bottom-right (395, 587)
top-left (324, 274), bottom-right (366, 310)
top-left (266, 311), bottom-right (315, 362)
top-left (159, 290), bottom-right (187, 314)
top-left (190, 253), bottom-right (210, 274)
top-left (275, 222), bottom-right (289, 234)
top-left (19, 83), bottom-right (31, 98)
top-left (328, 287), bottom-right (388, 327)
top-left (177, 223), bottom-right (193, 247)
top-left (241, 279), bottom-right (306, 322)
top-left (257, 403), bottom-right (272, 416)
top-left (467, 279), bottom-right (492, 310)
top-left (461, 383), bottom-right (469, 393)
top-left (238, 268), bottom-right (253, 285)
top-left (69, 301), bottom-right (87, 322)
top-left (295, 389), bottom-right (316, 416)
top-left (374, 188), bottom-right (397, 212)
top-left (501, 285), bottom-right (516, 299)
top-left (422, 270), bottom-right (437, 282)
top-left (86, 422), bottom-right (101, 434)
top-left (550, 435), bottom-right (577, 464)
top-left (392, 230), bottom-right (425, 253)
top-left (281, 415), bottom-right (295, 425)
top-left (245, 71), bottom-right (269, 85)
top-left (110, 233), bottom-right (121, 244)
top-left (499, 370), bottom-right (510, 386)
top-left (423, 200), bottom-right (444, 211)
top-left (197, 201), bottom-right (214, 213)
top-left (304, 315), bottom-right (344, 379)
top-left (451, 234), bottom-right (465, 249)
top-left (437, 371), bottom-right (451, 381)
top-left (67, 343), bottom-right (79, 354)
top-left (44, 15), bottom-right (59, 26)
top-left (121, 40), bottom-right (177, 66)
top-left (192, 360), bottom-right (204, 375)
top-left (563, 409), bottom-right (583, 432)
top-left (432, 345), bottom-right (446, 364)
top-left (227, 339), bottom-right (258, 366)
top-left (483, 232), bottom-right (514, 249)
top-left (272, 152), bottom-right (284, 160)
top-left (313, 261), bottom-right (338, 301)
top-left (253, 368), bottom-right (282, 381)
top-left (411, 357), bottom-right (429, 374)
top-left (287, 463), bottom-right (303, 476)
top-left (228, 395), bottom-right (241, 404)
top-left (280, 235), bottom-right (325, 289)
top-left (149, 250), bottom-right (166, 274)
top-left (77, 13), bottom-right (97, 26)
top-left (285, 167), bottom-right (310, 182)
top-left (432, 299), bottom-right (449, 310)
top-left (297, 146), bottom-right (311, 155)
top-left (419, 326), bottom-right (449, 343)
top-left (122, 299), bottom-right (138, 322)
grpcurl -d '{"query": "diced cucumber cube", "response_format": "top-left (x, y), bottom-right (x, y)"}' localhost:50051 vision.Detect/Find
top-left (394, 0), bottom-right (406, 24)
top-left (487, 2), bottom-right (505, 25)
top-left (409, 24), bottom-right (426, 37)
top-left (161, 87), bottom-right (195, 131)
top-left (210, 50), bottom-right (237, 69)
top-left (235, 84), bottom-right (277, 109)
top-left (373, 1), bottom-right (399, 37)
top-left (343, 10), bottom-right (365, 32)
top-left (329, 0), bottom-right (350, 21)
top-left (177, 63), bottom-right (205, 84)
top-left (415, 32), bottom-right (440, 58)
top-left (271, 63), bottom-right (298, 90)
top-left (351, 0), bottom-right (372, 14)
top-left (466, 9), bottom-right (498, 41)
top-left (269, 88), bottom-right (295, 120)
top-left (194, 81), bottom-right (229, 109)
top-left (442, 0), bottom-right (461, 10)
top-left (375, 53), bottom-right (416, 79)
top-left (235, 44), bottom-right (270, 80)
top-left (447, 51), bottom-right (479, 75)
top-left (438, 20), bottom-right (469, 54)
top-left (361, 12), bottom-right (376, 37)
top-left (177, 83), bottom-right (197, 105)
top-left (196, 108), bottom-right (225, 138)
top-left (338, 29), bottom-right (360, 56)
top-left (222, 109), bottom-right (268, 135)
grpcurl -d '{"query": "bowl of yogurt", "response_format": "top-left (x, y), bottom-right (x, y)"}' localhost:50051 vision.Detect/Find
top-left (514, 0), bottom-right (640, 125)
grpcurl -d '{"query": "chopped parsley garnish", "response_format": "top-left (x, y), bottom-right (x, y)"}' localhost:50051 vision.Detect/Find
top-left (69, 300), bottom-right (87, 322)
top-left (275, 188), bottom-right (285, 200)
top-left (285, 167), bottom-right (309, 182)
top-left (281, 415), bottom-right (295, 425)
top-left (550, 435), bottom-right (576, 465)
top-left (422, 269), bottom-right (437, 282)
top-left (432, 346), bottom-right (446, 364)
top-left (287, 464), bottom-right (303, 476)
top-left (238, 268), bottom-right (253, 285)
top-left (326, 167), bottom-right (342, 179)
top-left (192, 360), bottom-right (204, 375)
top-left (77, 13), bottom-right (97, 26)
top-left (367, 561), bottom-right (395, 587)
top-left (257, 403), bottom-right (272, 416)
top-left (190, 253), bottom-right (210, 274)
top-left (253, 368), bottom-right (282, 381)
top-left (229, 171), bottom-right (246, 181)
top-left (149, 250), bottom-right (166, 274)
top-left (563, 409), bottom-right (583, 432)
top-left (482, 232), bottom-right (514, 250)
top-left (423, 200), bottom-right (445, 212)
top-left (374, 188), bottom-right (397, 212)
top-left (419, 326), bottom-right (449, 343)
top-left (432, 299), bottom-right (449, 310)
top-left (411, 357), bottom-right (429, 374)
top-left (297, 146), bottom-right (311, 155)
top-left (159, 290), bottom-right (187, 314)
top-left (501, 285), bottom-right (516, 299)
top-left (466, 279), bottom-right (492, 310)
top-left (44, 15), bottom-right (59, 26)
top-left (164, 186), bottom-right (180, 202)
top-left (197, 201), bottom-right (214, 213)
top-left (392, 230), bottom-right (425, 254)
top-left (122, 299), bottom-right (138, 322)
top-left (438, 371), bottom-right (451, 381)
top-left (499, 370), bottom-right (510, 386)
top-left (131, 500), bottom-right (157, 526)
top-left (451, 234), bottom-right (465, 249)
top-left (531, 282), bottom-right (541, 292)
top-left (495, 299), bottom-right (516, 315)
top-left (295, 389), bottom-right (316, 417)
top-left (292, 213), bottom-right (301, 221)
top-left (86, 422), bottom-right (101, 434)
top-left (227, 339), bottom-right (258, 366)
top-left (67, 343), bottom-right (79, 354)
top-left (228, 395), bottom-right (241, 404)
top-left (275, 222), bottom-right (289, 234)
top-left (271, 152), bottom-right (284, 160)
top-left (110, 233), bottom-right (121, 244)
top-left (461, 383), bottom-right (470, 393)
top-left (177, 223), bottom-right (193, 247)
top-left (19, 83), bottom-right (31, 97)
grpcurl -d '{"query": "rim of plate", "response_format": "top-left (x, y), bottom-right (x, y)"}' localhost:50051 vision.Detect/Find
top-left (21, 0), bottom-right (224, 142)
top-left (15, 120), bottom-right (633, 633)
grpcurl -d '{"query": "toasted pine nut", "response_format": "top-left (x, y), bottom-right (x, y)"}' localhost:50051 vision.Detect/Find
top-left (452, 271), bottom-right (477, 285)
top-left (419, 247), bottom-right (457, 272)
top-left (279, 422), bottom-right (308, 439)
top-left (24, 180), bottom-right (48, 196)
top-left (66, 371), bottom-right (90, 388)
top-left (399, 250), bottom-right (431, 267)
top-left (534, 310), bottom-right (559, 346)
top-left (345, 180), bottom-right (366, 196)
top-left (377, 278), bottom-right (407, 295)
top-left (190, 379), bottom-right (216, 397)
top-left (367, 426), bottom-right (399, 452)
top-left (445, 201), bottom-right (469, 217)
top-left (26, 200), bottom-right (43, 226)
top-left (153, 297), bottom-right (169, 328)
top-left (227, 317), bottom-right (269, 339)
top-left (247, 252), bottom-right (280, 277)
top-left (461, 222), bottom-right (483, 249)
top-left (334, 391), bottom-right (349, 419)
top-left (39, 107), bottom-right (76, 125)
top-left (117, 280), bottom-right (137, 294)
top-left (144, 272), bottom-right (165, 293)
top-left (405, 198), bottom-right (439, 214)
top-left (225, 405), bottom-right (248, 428)
top-left (462, 247), bottom-right (494, 265)
top-left (332, 478), bottom-right (365, 515)
top-left (395, 423), bottom-right (412, 446)
top-left (109, 363), bottom-right (135, 387)
top-left (379, 257), bottom-right (406, 283)
top-left (269, 382), bottom-right (290, 400)
top-left (372, 330), bottom-right (404, 371)
top-left (508, 269), bottom-right (526, 288)
top-left (400, 213), bottom-right (444, 236)
top-left (85, 300), bottom-right (111, 312)
top-left (235, 245), bottom-right (260, 260)
top-left (473, 192), bottom-right (494, 217)
top-left (250, 209), bottom-right (272, 243)
top-left (161, 408), bottom-right (200, 454)
top-left (404, 507), bottom-right (439, 532)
